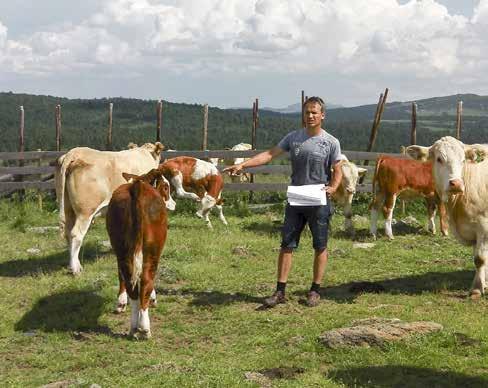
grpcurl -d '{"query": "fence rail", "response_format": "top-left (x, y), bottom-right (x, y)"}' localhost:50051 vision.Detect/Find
top-left (0, 149), bottom-right (400, 194)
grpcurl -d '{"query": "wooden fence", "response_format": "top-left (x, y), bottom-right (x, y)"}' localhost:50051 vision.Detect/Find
top-left (0, 149), bottom-right (403, 194)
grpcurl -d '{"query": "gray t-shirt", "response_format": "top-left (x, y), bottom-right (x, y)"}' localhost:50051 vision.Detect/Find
top-left (277, 128), bottom-right (342, 186)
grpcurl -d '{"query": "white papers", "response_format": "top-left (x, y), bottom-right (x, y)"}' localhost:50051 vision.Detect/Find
top-left (286, 184), bottom-right (327, 206)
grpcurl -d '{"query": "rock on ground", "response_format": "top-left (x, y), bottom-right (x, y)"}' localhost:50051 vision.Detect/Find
top-left (318, 318), bottom-right (442, 349)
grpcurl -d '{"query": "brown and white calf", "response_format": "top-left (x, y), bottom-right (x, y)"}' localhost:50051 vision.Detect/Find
top-left (106, 169), bottom-right (174, 339)
top-left (369, 155), bottom-right (448, 240)
top-left (158, 156), bottom-right (227, 228)
top-left (407, 137), bottom-right (488, 297)
top-left (331, 155), bottom-right (367, 235)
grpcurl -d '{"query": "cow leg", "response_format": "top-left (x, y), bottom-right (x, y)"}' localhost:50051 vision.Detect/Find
top-left (68, 214), bottom-right (93, 274)
top-left (171, 172), bottom-right (200, 201)
top-left (215, 204), bottom-right (228, 226)
top-left (116, 270), bottom-right (127, 313)
top-left (149, 288), bottom-right (157, 307)
top-left (343, 194), bottom-right (354, 236)
top-left (425, 197), bottom-right (437, 234)
top-left (383, 193), bottom-right (397, 240)
top-left (197, 194), bottom-right (216, 228)
top-left (438, 200), bottom-right (449, 236)
top-left (470, 237), bottom-right (488, 298)
top-left (129, 298), bottom-right (140, 337)
top-left (137, 270), bottom-right (155, 339)
top-left (370, 192), bottom-right (384, 240)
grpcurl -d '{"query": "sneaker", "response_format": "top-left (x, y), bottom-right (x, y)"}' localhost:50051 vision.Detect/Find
top-left (306, 290), bottom-right (321, 307)
top-left (263, 291), bottom-right (286, 308)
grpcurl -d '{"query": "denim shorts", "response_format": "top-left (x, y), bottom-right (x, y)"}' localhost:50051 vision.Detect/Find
top-left (280, 203), bottom-right (332, 250)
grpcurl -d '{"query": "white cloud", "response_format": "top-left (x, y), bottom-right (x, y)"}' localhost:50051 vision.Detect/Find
top-left (0, 0), bottom-right (487, 105)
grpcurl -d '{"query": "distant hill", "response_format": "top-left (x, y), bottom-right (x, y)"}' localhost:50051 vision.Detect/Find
top-left (0, 92), bottom-right (487, 153)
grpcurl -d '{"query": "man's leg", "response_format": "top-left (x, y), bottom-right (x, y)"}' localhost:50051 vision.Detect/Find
top-left (263, 205), bottom-right (305, 308)
top-left (307, 205), bottom-right (331, 307)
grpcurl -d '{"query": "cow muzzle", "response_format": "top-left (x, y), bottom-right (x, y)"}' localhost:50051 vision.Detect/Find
top-left (448, 179), bottom-right (464, 194)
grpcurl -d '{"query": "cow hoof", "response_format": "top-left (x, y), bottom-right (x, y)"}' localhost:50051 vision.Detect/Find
top-left (115, 303), bottom-right (127, 314)
top-left (130, 329), bottom-right (151, 340)
top-left (470, 289), bottom-right (483, 300)
top-left (195, 211), bottom-right (203, 219)
top-left (441, 231), bottom-right (449, 237)
top-left (371, 234), bottom-right (377, 241)
top-left (206, 223), bottom-right (213, 229)
top-left (69, 266), bottom-right (83, 276)
top-left (387, 236), bottom-right (394, 241)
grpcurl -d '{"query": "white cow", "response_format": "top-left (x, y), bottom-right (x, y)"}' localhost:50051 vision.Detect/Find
top-left (55, 142), bottom-right (165, 274)
top-left (224, 143), bottom-right (253, 182)
top-left (332, 155), bottom-right (367, 235)
top-left (407, 136), bottom-right (488, 297)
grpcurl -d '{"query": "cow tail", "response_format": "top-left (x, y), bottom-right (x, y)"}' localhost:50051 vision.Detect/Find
top-left (55, 153), bottom-right (70, 237)
top-left (130, 181), bottom-right (145, 292)
top-left (370, 157), bottom-right (383, 210)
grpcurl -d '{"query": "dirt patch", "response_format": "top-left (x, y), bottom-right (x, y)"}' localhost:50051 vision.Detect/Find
top-left (245, 367), bottom-right (304, 386)
top-left (232, 246), bottom-right (256, 257)
top-left (318, 317), bottom-right (443, 348)
top-left (454, 332), bottom-right (482, 347)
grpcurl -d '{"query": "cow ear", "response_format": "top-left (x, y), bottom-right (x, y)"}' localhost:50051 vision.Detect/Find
top-left (127, 142), bottom-right (138, 149)
top-left (465, 145), bottom-right (486, 163)
top-left (122, 172), bottom-right (139, 182)
top-left (357, 167), bottom-right (368, 177)
top-left (406, 145), bottom-right (430, 161)
top-left (154, 142), bottom-right (165, 154)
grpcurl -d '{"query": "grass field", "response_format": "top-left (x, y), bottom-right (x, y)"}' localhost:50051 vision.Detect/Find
top-left (1, 192), bottom-right (488, 387)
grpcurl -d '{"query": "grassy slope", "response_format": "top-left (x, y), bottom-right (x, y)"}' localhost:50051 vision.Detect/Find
top-left (0, 194), bottom-right (488, 387)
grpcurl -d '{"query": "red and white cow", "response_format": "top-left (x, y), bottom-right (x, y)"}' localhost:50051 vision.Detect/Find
top-left (106, 169), bottom-right (174, 339)
top-left (158, 156), bottom-right (227, 228)
top-left (407, 137), bottom-right (488, 297)
top-left (369, 155), bottom-right (448, 240)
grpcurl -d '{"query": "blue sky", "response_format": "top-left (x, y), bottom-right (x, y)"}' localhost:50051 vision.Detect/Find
top-left (0, 0), bottom-right (487, 108)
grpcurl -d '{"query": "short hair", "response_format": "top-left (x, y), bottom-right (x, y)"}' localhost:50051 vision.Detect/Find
top-left (304, 96), bottom-right (325, 113)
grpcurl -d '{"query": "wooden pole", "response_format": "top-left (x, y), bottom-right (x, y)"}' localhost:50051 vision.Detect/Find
top-left (456, 101), bottom-right (463, 140)
top-left (250, 99), bottom-right (259, 201)
top-left (106, 102), bottom-right (113, 150)
top-left (410, 102), bottom-right (417, 145)
top-left (55, 104), bottom-right (62, 151)
top-left (202, 104), bottom-right (208, 150)
top-left (359, 88), bottom-right (389, 183)
top-left (156, 100), bottom-right (162, 142)
top-left (301, 90), bottom-right (305, 127)
top-left (19, 105), bottom-right (25, 154)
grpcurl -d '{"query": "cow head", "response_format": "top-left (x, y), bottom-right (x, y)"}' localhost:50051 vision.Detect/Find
top-left (122, 170), bottom-right (176, 210)
top-left (406, 136), bottom-right (486, 202)
top-left (140, 142), bottom-right (165, 161)
top-left (339, 161), bottom-right (367, 194)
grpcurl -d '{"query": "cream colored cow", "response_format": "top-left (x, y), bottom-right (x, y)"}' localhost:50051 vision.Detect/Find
top-left (224, 143), bottom-right (253, 183)
top-left (55, 142), bottom-right (165, 274)
top-left (407, 136), bottom-right (488, 297)
top-left (332, 155), bottom-right (367, 235)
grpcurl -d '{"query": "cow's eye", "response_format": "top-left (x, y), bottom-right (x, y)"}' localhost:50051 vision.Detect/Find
top-left (436, 157), bottom-right (443, 164)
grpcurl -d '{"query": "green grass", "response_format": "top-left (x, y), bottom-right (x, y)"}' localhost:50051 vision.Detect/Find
top-left (1, 193), bottom-right (488, 387)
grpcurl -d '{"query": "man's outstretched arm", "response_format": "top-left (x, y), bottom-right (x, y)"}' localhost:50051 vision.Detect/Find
top-left (223, 146), bottom-right (284, 176)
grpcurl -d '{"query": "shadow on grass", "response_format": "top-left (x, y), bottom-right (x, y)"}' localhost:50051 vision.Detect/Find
top-left (15, 289), bottom-right (112, 335)
top-left (328, 365), bottom-right (488, 388)
top-left (0, 241), bottom-right (103, 277)
top-left (332, 225), bottom-right (431, 241)
top-left (157, 288), bottom-right (263, 307)
top-left (322, 270), bottom-right (473, 303)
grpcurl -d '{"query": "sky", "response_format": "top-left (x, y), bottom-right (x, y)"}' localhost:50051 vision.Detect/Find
top-left (0, 0), bottom-right (486, 108)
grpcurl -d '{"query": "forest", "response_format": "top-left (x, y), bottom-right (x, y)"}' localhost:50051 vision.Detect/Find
top-left (1, 92), bottom-right (487, 153)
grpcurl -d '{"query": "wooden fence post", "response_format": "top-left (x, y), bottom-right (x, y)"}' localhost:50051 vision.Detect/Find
top-left (55, 104), bottom-right (62, 151)
top-left (301, 90), bottom-right (305, 127)
top-left (410, 102), bottom-right (417, 145)
top-left (359, 88), bottom-right (389, 183)
top-left (202, 103), bottom-right (208, 150)
top-left (156, 100), bottom-right (162, 143)
top-left (106, 102), bottom-right (113, 150)
top-left (17, 105), bottom-right (25, 198)
top-left (250, 99), bottom-right (259, 201)
top-left (456, 101), bottom-right (463, 140)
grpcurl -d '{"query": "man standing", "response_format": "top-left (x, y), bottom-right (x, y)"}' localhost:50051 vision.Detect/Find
top-left (224, 97), bottom-right (343, 307)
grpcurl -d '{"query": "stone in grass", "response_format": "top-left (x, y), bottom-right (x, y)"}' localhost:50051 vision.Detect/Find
top-left (27, 248), bottom-right (41, 255)
top-left (232, 246), bottom-right (254, 257)
top-left (26, 226), bottom-right (59, 234)
top-left (244, 367), bottom-right (304, 387)
top-left (40, 381), bottom-right (74, 388)
top-left (352, 242), bottom-right (375, 249)
top-left (318, 317), bottom-right (443, 349)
